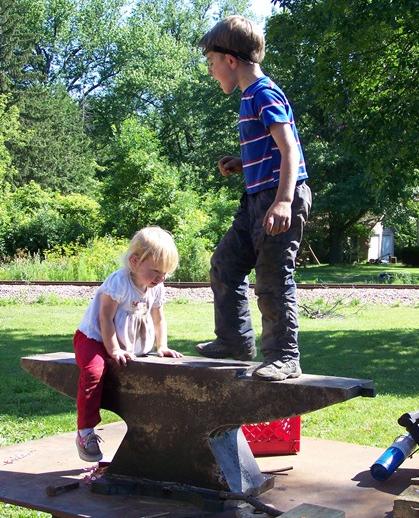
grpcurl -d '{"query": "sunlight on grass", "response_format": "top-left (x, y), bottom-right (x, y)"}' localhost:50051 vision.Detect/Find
top-left (295, 263), bottom-right (419, 284)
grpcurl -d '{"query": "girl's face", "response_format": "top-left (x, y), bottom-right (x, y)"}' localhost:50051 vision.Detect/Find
top-left (129, 255), bottom-right (168, 289)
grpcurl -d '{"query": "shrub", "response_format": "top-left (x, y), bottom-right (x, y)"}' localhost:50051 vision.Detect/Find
top-left (0, 237), bottom-right (127, 281)
top-left (169, 189), bottom-right (212, 282)
top-left (0, 182), bottom-right (101, 257)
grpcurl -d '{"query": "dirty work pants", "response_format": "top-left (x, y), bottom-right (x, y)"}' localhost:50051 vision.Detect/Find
top-left (73, 329), bottom-right (108, 429)
top-left (210, 182), bottom-right (311, 362)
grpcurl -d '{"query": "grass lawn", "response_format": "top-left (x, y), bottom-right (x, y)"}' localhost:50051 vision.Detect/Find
top-left (0, 299), bottom-right (418, 516)
top-left (294, 263), bottom-right (419, 284)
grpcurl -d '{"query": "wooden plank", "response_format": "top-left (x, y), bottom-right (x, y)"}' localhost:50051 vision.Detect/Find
top-left (281, 503), bottom-right (345, 517)
top-left (393, 485), bottom-right (419, 518)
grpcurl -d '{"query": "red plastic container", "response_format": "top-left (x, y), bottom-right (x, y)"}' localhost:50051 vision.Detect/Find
top-left (242, 416), bottom-right (301, 456)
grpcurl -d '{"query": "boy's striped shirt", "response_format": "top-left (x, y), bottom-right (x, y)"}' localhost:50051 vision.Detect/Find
top-left (239, 76), bottom-right (308, 194)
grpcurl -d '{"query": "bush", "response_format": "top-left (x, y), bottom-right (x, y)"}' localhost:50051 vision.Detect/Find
top-left (400, 246), bottom-right (419, 267)
top-left (169, 189), bottom-right (211, 282)
top-left (0, 237), bottom-right (127, 281)
top-left (0, 182), bottom-right (101, 257)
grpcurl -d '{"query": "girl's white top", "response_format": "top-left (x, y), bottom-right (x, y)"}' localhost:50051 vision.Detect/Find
top-left (78, 268), bottom-right (164, 356)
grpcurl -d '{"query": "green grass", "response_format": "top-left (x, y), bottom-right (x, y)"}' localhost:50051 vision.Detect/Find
top-left (294, 263), bottom-right (419, 285)
top-left (0, 298), bottom-right (418, 516)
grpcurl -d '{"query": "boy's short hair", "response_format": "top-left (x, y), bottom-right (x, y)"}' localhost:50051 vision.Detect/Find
top-left (125, 226), bottom-right (179, 274)
top-left (199, 15), bottom-right (265, 64)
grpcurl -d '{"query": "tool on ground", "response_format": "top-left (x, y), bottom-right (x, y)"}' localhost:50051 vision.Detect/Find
top-left (137, 513), bottom-right (170, 518)
top-left (263, 465), bottom-right (293, 475)
top-left (45, 480), bottom-right (80, 496)
top-left (370, 410), bottom-right (419, 481)
top-left (218, 489), bottom-right (283, 516)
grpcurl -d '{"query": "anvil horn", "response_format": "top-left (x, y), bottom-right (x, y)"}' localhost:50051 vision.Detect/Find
top-left (21, 353), bottom-right (375, 495)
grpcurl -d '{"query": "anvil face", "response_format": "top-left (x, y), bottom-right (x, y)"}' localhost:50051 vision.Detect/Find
top-left (21, 353), bottom-right (375, 494)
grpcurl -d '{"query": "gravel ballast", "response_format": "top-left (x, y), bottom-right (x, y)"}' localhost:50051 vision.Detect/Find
top-left (0, 284), bottom-right (417, 306)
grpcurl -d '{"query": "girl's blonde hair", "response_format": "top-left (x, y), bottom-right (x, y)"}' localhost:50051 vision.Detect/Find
top-left (124, 226), bottom-right (179, 274)
top-left (199, 15), bottom-right (265, 64)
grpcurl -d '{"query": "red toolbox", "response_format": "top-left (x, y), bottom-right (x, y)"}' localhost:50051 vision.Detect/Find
top-left (242, 416), bottom-right (301, 456)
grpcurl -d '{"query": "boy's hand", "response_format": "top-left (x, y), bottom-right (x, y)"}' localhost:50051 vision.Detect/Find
top-left (263, 201), bottom-right (292, 235)
top-left (157, 347), bottom-right (183, 358)
top-left (110, 349), bottom-right (135, 366)
top-left (218, 156), bottom-right (242, 176)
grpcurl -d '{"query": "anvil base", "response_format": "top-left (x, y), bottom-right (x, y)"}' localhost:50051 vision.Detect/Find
top-left (91, 474), bottom-right (274, 514)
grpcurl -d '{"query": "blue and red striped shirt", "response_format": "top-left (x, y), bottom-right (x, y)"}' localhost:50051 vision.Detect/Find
top-left (239, 76), bottom-right (308, 194)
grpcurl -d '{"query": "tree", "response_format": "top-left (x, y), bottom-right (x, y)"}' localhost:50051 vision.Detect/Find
top-left (100, 117), bottom-right (180, 237)
top-left (0, 0), bottom-right (42, 93)
top-left (0, 94), bottom-right (20, 184)
top-left (265, 0), bottom-right (419, 263)
top-left (89, 0), bottom-right (251, 195)
top-left (9, 85), bottom-right (97, 193)
top-left (26, 0), bottom-right (128, 101)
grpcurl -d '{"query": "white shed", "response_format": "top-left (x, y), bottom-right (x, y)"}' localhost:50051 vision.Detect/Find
top-left (368, 222), bottom-right (395, 262)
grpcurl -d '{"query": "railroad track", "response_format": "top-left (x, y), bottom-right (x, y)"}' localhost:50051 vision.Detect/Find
top-left (0, 280), bottom-right (417, 289)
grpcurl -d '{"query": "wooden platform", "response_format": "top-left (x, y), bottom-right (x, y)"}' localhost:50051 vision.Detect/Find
top-left (1, 422), bottom-right (417, 517)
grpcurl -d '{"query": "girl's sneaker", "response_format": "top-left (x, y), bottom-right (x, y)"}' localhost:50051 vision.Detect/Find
top-left (76, 431), bottom-right (103, 462)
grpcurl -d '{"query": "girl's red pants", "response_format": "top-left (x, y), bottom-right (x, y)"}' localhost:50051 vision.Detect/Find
top-left (73, 329), bottom-right (109, 429)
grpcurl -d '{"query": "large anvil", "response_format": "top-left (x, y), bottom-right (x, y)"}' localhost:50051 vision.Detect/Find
top-left (21, 353), bottom-right (374, 496)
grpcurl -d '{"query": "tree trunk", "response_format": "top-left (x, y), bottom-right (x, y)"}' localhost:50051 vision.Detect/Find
top-left (328, 222), bottom-right (345, 264)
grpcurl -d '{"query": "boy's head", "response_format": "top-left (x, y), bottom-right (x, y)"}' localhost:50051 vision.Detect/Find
top-left (125, 226), bottom-right (179, 276)
top-left (199, 16), bottom-right (265, 94)
top-left (199, 16), bottom-right (265, 66)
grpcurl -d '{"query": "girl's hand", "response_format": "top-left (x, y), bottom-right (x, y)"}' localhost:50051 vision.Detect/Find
top-left (110, 349), bottom-right (135, 366)
top-left (157, 347), bottom-right (183, 358)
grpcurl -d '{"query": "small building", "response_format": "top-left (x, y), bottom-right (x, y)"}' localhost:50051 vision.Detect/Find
top-left (367, 222), bottom-right (395, 262)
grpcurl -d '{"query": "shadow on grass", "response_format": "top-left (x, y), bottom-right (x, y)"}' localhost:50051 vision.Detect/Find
top-left (0, 326), bottom-right (417, 420)
top-left (0, 330), bottom-right (75, 418)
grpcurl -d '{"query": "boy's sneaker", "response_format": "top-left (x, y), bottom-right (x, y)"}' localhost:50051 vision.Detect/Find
top-left (76, 431), bottom-right (103, 462)
top-left (195, 341), bottom-right (256, 361)
top-left (252, 360), bottom-right (302, 381)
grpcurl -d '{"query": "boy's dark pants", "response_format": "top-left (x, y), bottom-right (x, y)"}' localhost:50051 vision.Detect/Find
top-left (210, 182), bottom-right (311, 362)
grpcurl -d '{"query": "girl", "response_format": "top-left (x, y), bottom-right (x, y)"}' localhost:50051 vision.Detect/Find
top-left (74, 226), bottom-right (182, 462)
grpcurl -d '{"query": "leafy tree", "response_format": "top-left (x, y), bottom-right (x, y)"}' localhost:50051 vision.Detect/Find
top-left (0, 94), bottom-right (20, 184)
top-left (0, 0), bottom-right (42, 93)
top-left (26, 0), bottom-right (128, 101)
top-left (265, 0), bottom-right (419, 263)
top-left (100, 117), bottom-right (180, 237)
top-left (9, 85), bottom-right (97, 193)
top-left (169, 186), bottom-right (238, 281)
top-left (168, 188), bottom-right (211, 281)
top-left (385, 199), bottom-right (419, 251)
top-left (90, 0), bottom-right (252, 195)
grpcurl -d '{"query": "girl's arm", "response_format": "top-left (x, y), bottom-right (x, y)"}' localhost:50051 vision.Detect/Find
top-left (99, 293), bottom-right (134, 366)
top-left (151, 305), bottom-right (183, 358)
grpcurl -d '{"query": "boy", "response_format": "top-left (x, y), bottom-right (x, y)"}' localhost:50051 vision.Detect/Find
top-left (196, 16), bottom-right (312, 381)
